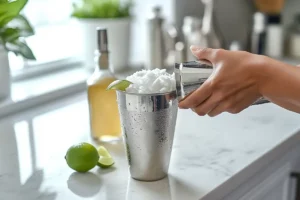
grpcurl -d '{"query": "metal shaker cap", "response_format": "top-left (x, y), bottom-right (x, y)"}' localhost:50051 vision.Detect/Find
top-left (148, 5), bottom-right (162, 19)
top-left (96, 27), bottom-right (108, 52)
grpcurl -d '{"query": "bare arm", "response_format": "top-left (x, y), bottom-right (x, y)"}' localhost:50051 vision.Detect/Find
top-left (258, 58), bottom-right (300, 113)
top-left (179, 46), bottom-right (300, 116)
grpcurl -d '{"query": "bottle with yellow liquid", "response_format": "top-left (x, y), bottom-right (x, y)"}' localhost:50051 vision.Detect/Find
top-left (87, 28), bottom-right (121, 142)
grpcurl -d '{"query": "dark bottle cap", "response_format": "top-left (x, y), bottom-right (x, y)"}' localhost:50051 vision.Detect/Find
top-left (266, 14), bottom-right (281, 24)
top-left (96, 28), bottom-right (109, 52)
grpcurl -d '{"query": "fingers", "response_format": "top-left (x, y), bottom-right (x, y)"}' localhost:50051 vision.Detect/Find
top-left (178, 80), bottom-right (212, 109)
top-left (190, 45), bottom-right (215, 62)
top-left (206, 101), bottom-right (231, 117)
top-left (192, 98), bottom-right (218, 116)
top-left (192, 90), bottom-right (225, 116)
top-left (207, 89), bottom-right (260, 117)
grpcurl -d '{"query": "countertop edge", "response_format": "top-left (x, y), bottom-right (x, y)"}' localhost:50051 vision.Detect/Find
top-left (201, 127), bottom-right (300, 200)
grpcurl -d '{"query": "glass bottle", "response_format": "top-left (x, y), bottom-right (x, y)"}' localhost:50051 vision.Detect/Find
top-left (200, 0), bottom-right (223, 48)
top-left (87, 28), bottom-right (121, 142)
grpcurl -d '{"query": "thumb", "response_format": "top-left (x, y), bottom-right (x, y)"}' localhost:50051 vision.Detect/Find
top-left (190, 45), bottom-right (215, 63)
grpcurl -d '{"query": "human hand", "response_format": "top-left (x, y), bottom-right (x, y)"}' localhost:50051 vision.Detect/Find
top-left (179, 46), bottom-right (265, 117)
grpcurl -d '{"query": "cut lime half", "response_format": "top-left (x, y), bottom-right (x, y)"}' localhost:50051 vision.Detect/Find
top-left (106, 80), bottom-right (132, 91)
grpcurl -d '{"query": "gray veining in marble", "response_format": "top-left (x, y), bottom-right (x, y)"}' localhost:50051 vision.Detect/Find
top-left (1, 93), bottom-right (300, 200)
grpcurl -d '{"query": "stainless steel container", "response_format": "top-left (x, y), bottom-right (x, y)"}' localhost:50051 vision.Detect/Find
top-left (175, 60), bottom-right (270, 105)
top-left (145, 6), bottom-right (166, 70)
top-left (116, 91), bottom-right (178, 181)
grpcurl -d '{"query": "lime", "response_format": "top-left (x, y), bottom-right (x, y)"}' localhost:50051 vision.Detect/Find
top-left (65, 142), bottom-right (99, 173)
top-left (97, 146), bottom-right (114, 168)
top-left (98, 146), bottom-right (112, 157)
top-left (106, 80), bottom-right (132, 91)
top-left (98, 157), bottom-right (115, 168)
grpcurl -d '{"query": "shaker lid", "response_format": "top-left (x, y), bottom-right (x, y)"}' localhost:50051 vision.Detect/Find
top-left (97, 27), bottom-right (109, 52)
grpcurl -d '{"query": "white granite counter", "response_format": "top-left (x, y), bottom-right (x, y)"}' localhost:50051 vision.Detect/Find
top-left (1, 93), bottom-right (300, 200)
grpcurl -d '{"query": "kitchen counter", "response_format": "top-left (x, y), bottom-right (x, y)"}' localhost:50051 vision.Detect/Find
top-left (1, 92), bottom-right (300, 200)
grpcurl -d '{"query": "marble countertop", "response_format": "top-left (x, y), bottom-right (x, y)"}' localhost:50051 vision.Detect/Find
top-left (1, 93), bottom-right (300, 200)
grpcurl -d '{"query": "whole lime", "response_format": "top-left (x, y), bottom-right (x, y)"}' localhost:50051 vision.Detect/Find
top-left (65, 142), bottom-right (99, 173)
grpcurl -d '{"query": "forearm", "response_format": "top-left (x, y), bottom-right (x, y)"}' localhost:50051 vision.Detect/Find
top-left (257, 56), bottom-right (300, 113)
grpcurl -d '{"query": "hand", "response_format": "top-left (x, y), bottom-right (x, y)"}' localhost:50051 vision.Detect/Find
top-left (179, 46), bottom-right (265, 117)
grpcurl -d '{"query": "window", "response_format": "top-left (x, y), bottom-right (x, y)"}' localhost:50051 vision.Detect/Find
top-left (10, 0), bottom-right (83, 80)
top-left (10, 0), bottom-right (174, 80)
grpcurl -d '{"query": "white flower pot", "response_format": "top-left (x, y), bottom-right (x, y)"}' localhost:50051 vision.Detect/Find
top-left (77, 18), bottom-right (131, 72)
top-left (0, 47), bottom-right (11, 100)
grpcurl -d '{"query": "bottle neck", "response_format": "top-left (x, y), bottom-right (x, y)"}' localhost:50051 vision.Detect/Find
top-left (95, 51), bottom-right (110, 70)
top-left (202, 0), bottom-right (214, 34)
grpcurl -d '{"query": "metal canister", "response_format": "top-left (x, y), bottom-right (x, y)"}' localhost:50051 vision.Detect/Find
top-left (116, 91), bottom-right (178, 181)
top-left (145, 6), bottom-right (166, 70)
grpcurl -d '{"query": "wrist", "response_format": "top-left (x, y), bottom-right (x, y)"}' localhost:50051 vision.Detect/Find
top-left (249, 55), bottom-right (274, 97)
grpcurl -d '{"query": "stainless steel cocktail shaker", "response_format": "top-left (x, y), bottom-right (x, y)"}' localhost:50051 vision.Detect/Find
top-left (174, 60), bottom-right (269, 105)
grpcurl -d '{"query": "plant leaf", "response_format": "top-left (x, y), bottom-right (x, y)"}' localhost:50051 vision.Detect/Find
top-left (0, 0), bottom-right (28, 27)
top-left (6, 14), bottom-right (34, 37)
top-left (5, 39), bottom-right (36, 60)
top-left (0, 27), bottom-right (20, 42)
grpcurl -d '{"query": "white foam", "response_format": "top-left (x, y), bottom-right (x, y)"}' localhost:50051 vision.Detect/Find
top-left (126, 69), bottom-right (176, 94)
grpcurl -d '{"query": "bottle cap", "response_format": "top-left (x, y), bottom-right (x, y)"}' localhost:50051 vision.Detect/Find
top-left (267, 14), bottom-right (281, 24)
top-left (97, 28), bottom-right (108, 52)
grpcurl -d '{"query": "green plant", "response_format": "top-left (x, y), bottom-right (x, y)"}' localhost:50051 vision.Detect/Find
top-left (72, 0), bottom-right (132, 19)
top-left (0, 0), bottom-right (35, 60)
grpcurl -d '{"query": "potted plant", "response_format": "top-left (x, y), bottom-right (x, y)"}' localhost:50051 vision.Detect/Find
top-left (72, 0), bottom-right (133, 72)
top-left (0, 0), bottom-right (35, 100)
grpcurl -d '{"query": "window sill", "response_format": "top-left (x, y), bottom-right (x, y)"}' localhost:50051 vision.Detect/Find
top-left (0, 65), bottom-right (142, 118)
top-left (0, 67), bottom-right (90, 118)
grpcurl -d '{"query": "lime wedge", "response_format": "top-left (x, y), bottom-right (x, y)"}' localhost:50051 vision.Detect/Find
top-left (97, 146), bottom-right (114, 168)
top-left (106, 80), bottom-right (132, 91)
top-left (98, 146), bottom-right (112, 158)
top-left (97, 156), bottom-right (115, 168)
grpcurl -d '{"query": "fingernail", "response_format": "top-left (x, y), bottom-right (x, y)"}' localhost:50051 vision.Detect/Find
top-left (190, 45), bottom-right (202, 52)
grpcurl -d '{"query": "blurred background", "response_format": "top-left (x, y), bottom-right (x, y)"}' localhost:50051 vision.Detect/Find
top-left (9, 0), bottom-right (300, 74)
top-left (1, 0), bottom-right (300, 115)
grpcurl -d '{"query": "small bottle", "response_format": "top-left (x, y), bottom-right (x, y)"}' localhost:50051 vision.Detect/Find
top-left (200, 0), bottom-right (223, 48)
top-left (251, 12), bottom-right (267, 55)
top-left (265, 14), bottom-right (284, 58)
top-left (182, 16), bottom-right (203, 61)
top-left (87, 28), bottom-right (121, 142)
